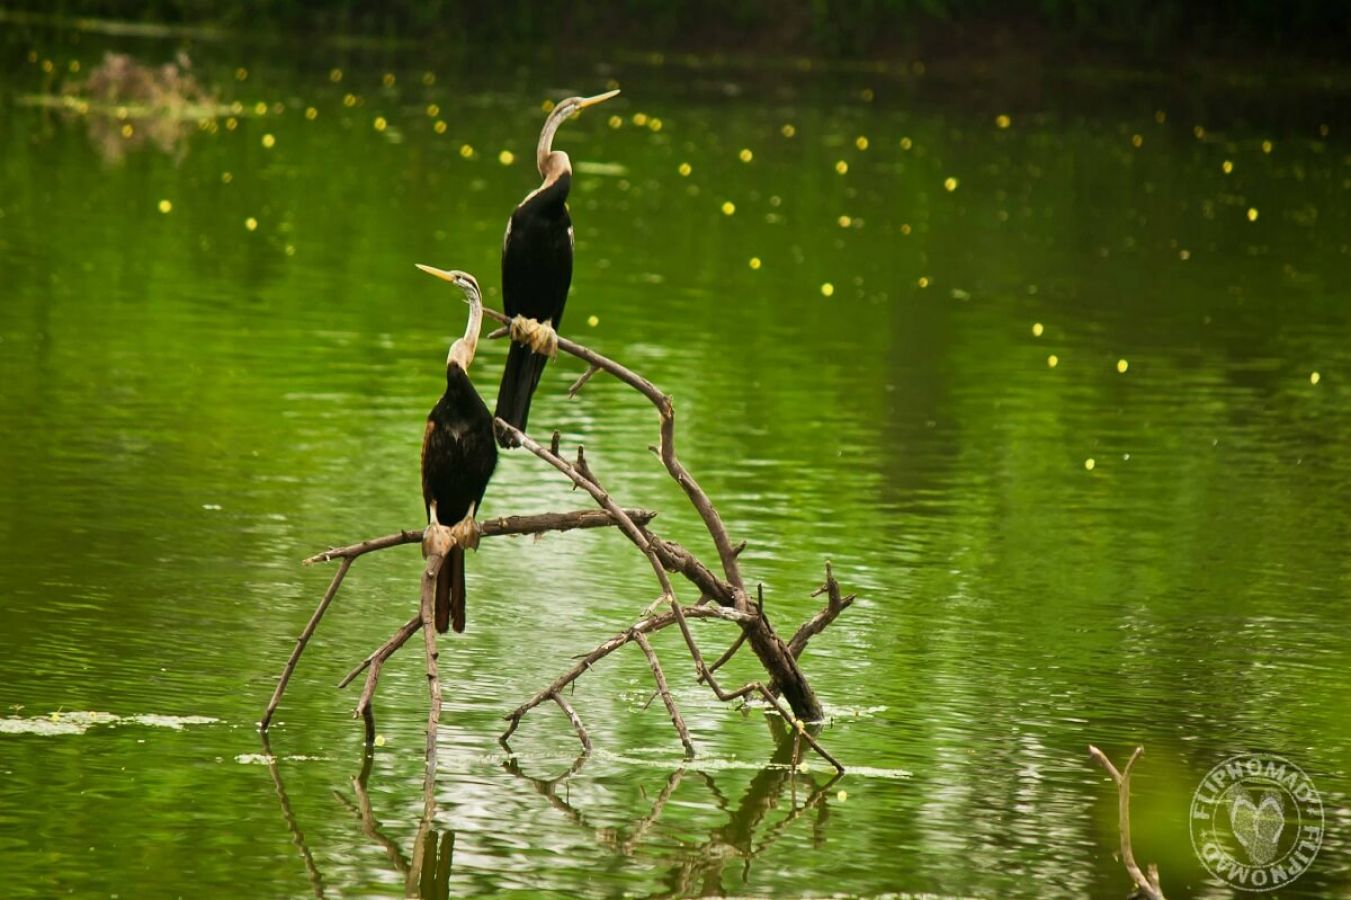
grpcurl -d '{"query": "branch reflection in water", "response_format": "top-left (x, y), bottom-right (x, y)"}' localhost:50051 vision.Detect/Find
top-left (261, 722), bottom-right (843, 897)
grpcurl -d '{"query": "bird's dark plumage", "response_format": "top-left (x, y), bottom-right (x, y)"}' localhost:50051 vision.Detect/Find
top-left (422, 362), bottom-right (497, 633)
top-left (495, 172), bottom-right (573, 438)
top-left (492, 89), bottom-right (618, 447)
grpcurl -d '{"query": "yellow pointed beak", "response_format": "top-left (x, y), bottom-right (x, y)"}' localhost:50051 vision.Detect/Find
top-left (576, 89), bottom-right (620, 110)
top-left (416, 263), bottom-right (455, 282)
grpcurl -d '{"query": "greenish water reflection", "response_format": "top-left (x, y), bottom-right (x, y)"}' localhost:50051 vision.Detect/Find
top-left (1, 22), bottom-right (1349, 898)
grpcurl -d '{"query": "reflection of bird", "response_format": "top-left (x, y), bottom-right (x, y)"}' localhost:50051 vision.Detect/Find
top-left (415, 267), bottom-right (498, 633)
top-left (495, 89), bottom-right (620, 445)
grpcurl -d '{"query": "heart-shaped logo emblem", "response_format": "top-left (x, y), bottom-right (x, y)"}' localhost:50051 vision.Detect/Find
top-left (1229, 790), bottom-right (1284, 864)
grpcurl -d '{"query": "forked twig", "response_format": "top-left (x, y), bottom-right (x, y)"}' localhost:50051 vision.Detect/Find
top-left (1089, 745), bottom-right (1165, 900)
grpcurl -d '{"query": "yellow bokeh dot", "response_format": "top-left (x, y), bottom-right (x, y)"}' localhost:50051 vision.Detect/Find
top-left (261, 133), bottom-right (276, 148)
top-left (837, 215), bottom-right (852, 228)
top-left (120, 123), bottom-right (134, 138)
top-left (721, 201), bottom-right (736, 216)
top-left (1084, 458), bottom-right (1096, 471)
top-left (749, 257), bottom-right (761, 270)
top-left (1222, 160), bottom-right (1233, 174)
top-left (900, 223), bottom-right (912, 235)
top-left (820, 283), bottom-right (834, 297)
top-left (157, 199), bottom-right (172, 214)
top-left (373, 734), bottom-right (386, 747)
top-left (995, 114), bottom-right (1011, 129)
top-left (245, 217), bottom-right (258, 231)
top-left (41, 58), bottom-right (54, 73)
top-left (631, 112), bottom-right (648, 127)
top-left (1310, 371), bottom-right (1321, 385)
top-left (1262, 140), bottom-right (1273, 154)
top-left (459, 144), bottom-right (474, 158)
top-left (648, 117), bottom-right (662, 132)
top-left (285, 244), bottom-right (296, 256)
top-left (837, 790), bottom-right (848, 802)
top-left (835, 160), bottom-right (848, 174)
top-left (1154, 110), bottom-right (1167, 123)
top-left (1131, 134), bottom-right (1143, 148)
top-left (541, 99), bottom-right (555, 113)
top-left (899, 136), bottom-right (912, 150)
top-left (225, 117), bottom-right (238, 130)
top-left (343, 93), bottom-right (357, 107)
top-left (1179, 249), bottom-right (1191, 260)
top-left (678, 162), bottom-right (692, 177)
top-left (305, 106), bottom-right (318, 120)
top-left (1032, 322), bottom-right (1044, 337)
top-left (917, 276), bottom-right (930, 288)
top-left (781, 123), bottom-right (796, 138)
top-left (422, 71), bottom-right (435, 86)
top-left (1193, 125), bottom-right (1206, 139)
top-left (382, 72), bottom-right (395, 87)
top-left (329, 68), bottom-right (343, 82)
top-left (222, 172), bottom-right (233, 183)
top-left (587, 315), bottom-right (599, 327)
top-left (855, 135), bottom-right (869, 150)
top-left (498, 150), bottom-right (515, 165)
top-left (373, 116), bottom-right (387, 132)
top-left (253, 101), bottom-right (267, 116)
top-left (1247, 207), bottom-right (1259, 222)
top-left (434, 120), bottom-right (447, 134)
top-left (739, 148), bottom-right (753, 162)
top-left (1117, 358), bottom-right (1129, 373)
top-left (607, 114), bottom-right (622, 129)
top-left (943, 176), bottom-right (958, 191)
top-left (1048, 354), bottom-right (1059, 368)
top-left (426, 103), bottom-right (440, 117)
top-left (860, 87), bottom-right (874, 102)
top-left (234, 67), bottom-right (248, 81)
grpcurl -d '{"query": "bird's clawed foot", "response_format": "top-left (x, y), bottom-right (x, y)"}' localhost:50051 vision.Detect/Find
top-left (446, 513), bottom-right (481, 551)
top-left (510, 315), bottom-right (559, 358)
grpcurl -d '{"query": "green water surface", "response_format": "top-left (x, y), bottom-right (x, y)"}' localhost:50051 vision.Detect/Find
top-left (1, 21), bottom-right (1349, 899)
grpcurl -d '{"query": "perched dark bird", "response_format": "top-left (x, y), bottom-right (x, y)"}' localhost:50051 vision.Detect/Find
top-left (415, 266), bottom-right (498, 633)
top-left (495, 89), bottom-right (620, 445)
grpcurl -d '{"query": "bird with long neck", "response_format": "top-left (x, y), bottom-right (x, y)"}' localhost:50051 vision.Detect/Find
top-left (415, 266), bottom-right (498, 633)
top-left (494, 89), bottom-right (620, 446)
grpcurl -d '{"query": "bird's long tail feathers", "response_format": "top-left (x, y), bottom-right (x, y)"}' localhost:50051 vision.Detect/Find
top-left (435, 547), bottom-right (467, 634)
top-left (494, 341), bottom-right (550, 441)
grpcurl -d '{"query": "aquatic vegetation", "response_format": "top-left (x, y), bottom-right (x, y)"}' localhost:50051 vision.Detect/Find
top-left (21, 51), bottom-right (227, 163)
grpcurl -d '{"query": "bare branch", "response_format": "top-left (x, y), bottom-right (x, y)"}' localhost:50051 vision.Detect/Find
top-left (495, 419), bottom-right (677, 599)
top-left (786, 561), bottom-right (856, 660)
top-left (1089, 745), bottom-right (1165, 900)
top-left (484, 305), bottom-right (744, 594)
top-left (304, 508), bottom-right (657, 565)
top-left (551, 692), bottom-right (592, 754)
top-left (339, 614), bottom-right (420, 691)
top-left (502, 603), bottom-right (753, 735)
top-left (420, 527), bottom-right (449, 770)
top-left (261, 556), bottom-right (353, 732)
top-left (567, 364), bottom-right (602, 398)
top-left (634, 631), bottom-right (695, 756)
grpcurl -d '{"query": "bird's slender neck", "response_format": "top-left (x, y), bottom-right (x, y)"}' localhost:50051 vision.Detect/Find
top-left (536, 105), bottom-right (574, 175)
top-left (446, 291), bottom-right (482, 372)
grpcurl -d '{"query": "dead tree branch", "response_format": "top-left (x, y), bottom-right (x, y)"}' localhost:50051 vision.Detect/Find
top-left (634, 631), bottom-right (695, 756)
top-left (262, 313), bottom-right (853, 772)
top-left (260, 507), bottom-right (656, 735)
top-left (1089, 745), bottom-right (1165, 900)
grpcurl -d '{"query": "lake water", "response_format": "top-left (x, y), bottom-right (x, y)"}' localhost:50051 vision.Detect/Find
top-left (1, 19), bottom-right (1348, 898)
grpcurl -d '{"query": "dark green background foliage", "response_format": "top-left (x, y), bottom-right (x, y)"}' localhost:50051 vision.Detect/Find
top-left (19, 0), bottom-right (1351, 54)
